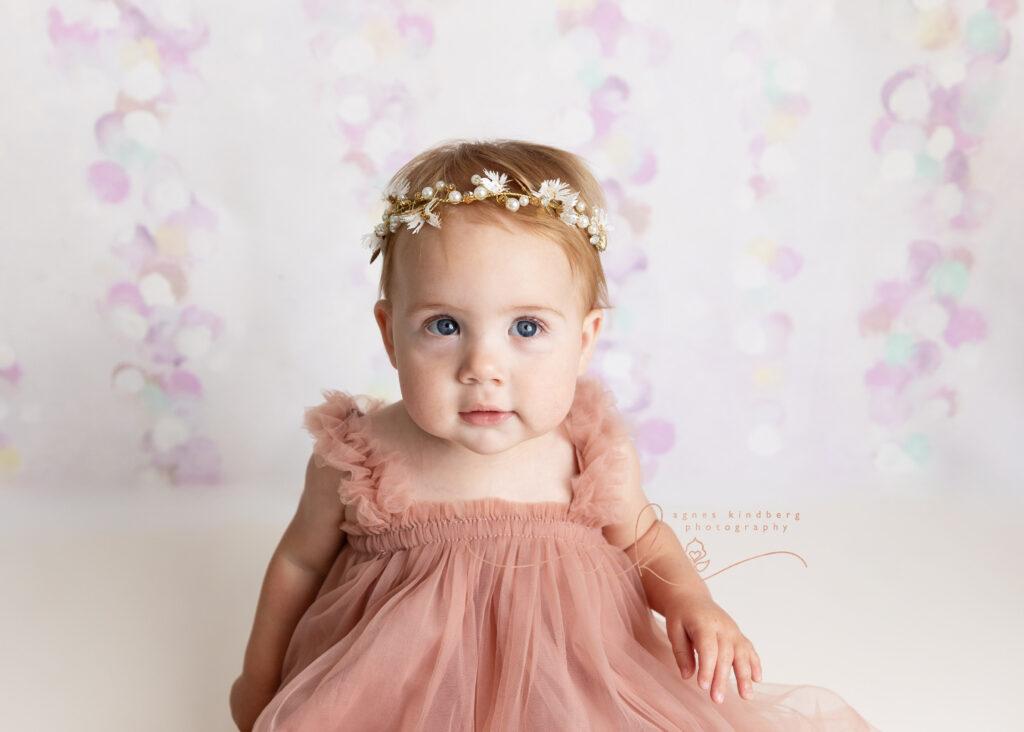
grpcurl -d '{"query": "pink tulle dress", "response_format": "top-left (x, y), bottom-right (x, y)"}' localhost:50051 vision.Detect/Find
top-left (253, 376), bottom-right (881, 731)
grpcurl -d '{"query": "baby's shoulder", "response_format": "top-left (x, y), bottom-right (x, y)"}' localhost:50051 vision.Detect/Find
top-left (353, 401), bottom-right (428, 515)
top-left (305, 390), bottom-right (408, 472)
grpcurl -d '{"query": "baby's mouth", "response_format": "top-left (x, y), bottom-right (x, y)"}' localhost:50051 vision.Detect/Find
top-left (458, 409), bottom-right (513, 427)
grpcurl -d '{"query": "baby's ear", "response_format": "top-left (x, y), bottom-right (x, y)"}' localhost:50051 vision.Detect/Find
top-left (373, 299), bottom-right (398, 369)
top-left (577, 308), bottom-right (603, 376)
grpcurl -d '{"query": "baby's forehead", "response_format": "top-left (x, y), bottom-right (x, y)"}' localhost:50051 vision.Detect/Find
top-left (390, 226), bottom-right (587, 312)
top-left (394, 211), bottom-right (562, 270)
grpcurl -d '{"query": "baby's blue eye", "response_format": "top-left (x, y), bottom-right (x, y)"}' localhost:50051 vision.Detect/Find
top-left (513, 319), bottom-right (540, 338)
top-left (427, 317), bottom-right (459, 336)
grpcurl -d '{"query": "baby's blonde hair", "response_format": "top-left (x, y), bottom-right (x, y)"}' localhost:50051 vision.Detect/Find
top-left (374, 139), bottom-right (611, 312)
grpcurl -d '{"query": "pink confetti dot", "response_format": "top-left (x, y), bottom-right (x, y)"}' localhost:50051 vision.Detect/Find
top-left (88, 161), bottom-right (130, 203)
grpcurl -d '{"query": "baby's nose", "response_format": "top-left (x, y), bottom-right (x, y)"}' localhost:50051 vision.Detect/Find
top-left (457, 338), bottom-right (506, 384)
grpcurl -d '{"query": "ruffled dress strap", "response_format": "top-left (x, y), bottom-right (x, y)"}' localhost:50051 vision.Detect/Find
top-left (302, 390), bottom-right (411, 532)
top-left (564, 375), bottom-right (632, 529)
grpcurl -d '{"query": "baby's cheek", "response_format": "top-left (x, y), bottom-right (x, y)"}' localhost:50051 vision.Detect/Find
top-left (404, 399), bottom-right (447, 440)
top-left (529, 384), bottom-right (577, 434)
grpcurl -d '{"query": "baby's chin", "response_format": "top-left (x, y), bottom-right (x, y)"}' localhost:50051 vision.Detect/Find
top-left (414, 416), bottom-right (571, 458)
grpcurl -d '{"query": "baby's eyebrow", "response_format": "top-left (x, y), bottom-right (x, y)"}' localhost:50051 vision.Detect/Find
top-left (407, 302), bottom-right (456, 316)
top-left (506, 305), bottom-right (566, 319)
top-left (408, 303), bottom-right (566, 319)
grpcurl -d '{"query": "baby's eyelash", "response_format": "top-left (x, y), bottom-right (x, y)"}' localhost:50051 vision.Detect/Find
top-left (512, 316), bottom-right (547, 336)
top-left (420, 315), bottom-right (547, 336)
top-left (424, 314), bottom-right (459, 336)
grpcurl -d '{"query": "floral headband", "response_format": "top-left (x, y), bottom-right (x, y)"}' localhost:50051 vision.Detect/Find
top-left (364, 169), bottom-right (611, 262)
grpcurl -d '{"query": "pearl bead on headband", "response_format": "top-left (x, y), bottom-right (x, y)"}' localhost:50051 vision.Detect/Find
top-left (364, 169), bottom-right (612, 262)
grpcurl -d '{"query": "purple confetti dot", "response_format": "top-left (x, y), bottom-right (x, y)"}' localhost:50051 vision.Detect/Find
top-left (943, 150), bottom-right (968, 184)
top-left (771, 247), bottom-right (803, 280)
top-left (907, 240), bottom-right (942, 282)
top-left (162, 369), bottom-right (203, 398)
top-left (944, 306), bottom-right (987, 347)
top-left (630, 152), bottom-right (657, 185)
top-left (0, 362), bottom-right (22, 386)
top-left (397, 14), bottom-right (434, 48)
top-left (990, 0), bottom-right (1017, 19)
top-left (908, 340), bottom-right (942, 375)
top-left (865, 361), bottom-right (910, 391)
top-left (589, 1), bottom-right (627, 56)
top-left (637, 419), bottom-right (675, 455)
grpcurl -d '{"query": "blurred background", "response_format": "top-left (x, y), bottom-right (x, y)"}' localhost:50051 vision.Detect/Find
top-left (1, 0), bottom-right (1021, 729)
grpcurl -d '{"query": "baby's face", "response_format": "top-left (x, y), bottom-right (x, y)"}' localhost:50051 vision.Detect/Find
top-left (374, 211), bottom-right (602, 457)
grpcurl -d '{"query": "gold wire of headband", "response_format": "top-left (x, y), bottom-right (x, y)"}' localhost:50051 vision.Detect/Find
top-left (364, 169), bottom-right (612, 262)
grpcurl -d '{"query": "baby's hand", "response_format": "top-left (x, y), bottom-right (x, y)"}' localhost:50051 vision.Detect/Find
top-left (662, 595), bottom-right (762, 705)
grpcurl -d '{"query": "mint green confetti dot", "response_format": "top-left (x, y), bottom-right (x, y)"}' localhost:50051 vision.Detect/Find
top-left (959, 79), bottom-right (1001, 136)
top-left (763, 63), bottom-right (785, 103)
top-left (142, 382), bottom-right (172, 413)
top-left (124, 142), bottom-right (157, 169)
top-left (916, 153), bottom-right (941, 181)
top-left (614, 306), bottom-right (634, 332)
top-left (112, 143), bottom-right (135, 167)
top-left (746, 288), bottom-right (777, 309)
top-left (884, 333), bottom-right (914, 364)
top-left (903, 433), bottom-right (931, 465)
top-left (964, 10), bottom-right (1000, 55)
top-left (931, 261), bottom-right (968, 298)
top-left (576, 64), bottom-right (604, 90)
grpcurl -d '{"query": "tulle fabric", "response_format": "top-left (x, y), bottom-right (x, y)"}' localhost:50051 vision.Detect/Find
top-left (253, 376), bottom-right (881, 731)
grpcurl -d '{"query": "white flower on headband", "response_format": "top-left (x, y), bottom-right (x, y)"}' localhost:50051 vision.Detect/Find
top-left (400, 197), bottom-right (441, 233)
top-left (589, 207), bottom-right (611, 232)
top-left (362, 231), bottom-right (382, 252)
top-left (479, 169), bottom-right (509, 195)
top-left (531, 179), bottom-right (572, 206)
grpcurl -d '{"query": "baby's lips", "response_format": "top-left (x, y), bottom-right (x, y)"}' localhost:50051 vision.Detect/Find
top-left (459, 410), bottom-right (513, 426)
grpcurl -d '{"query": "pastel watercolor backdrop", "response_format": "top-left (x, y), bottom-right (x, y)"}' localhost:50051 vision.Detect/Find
top-left (3, 0), bottom-right (1021, 509)
top-left (1, 1), bottom-right (1023, 730)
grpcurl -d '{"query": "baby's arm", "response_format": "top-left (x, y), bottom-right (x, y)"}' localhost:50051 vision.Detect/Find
top-left (602, 441), bottom-right (763, 706)
top-left (229, 454), bottom-right (347, 731)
